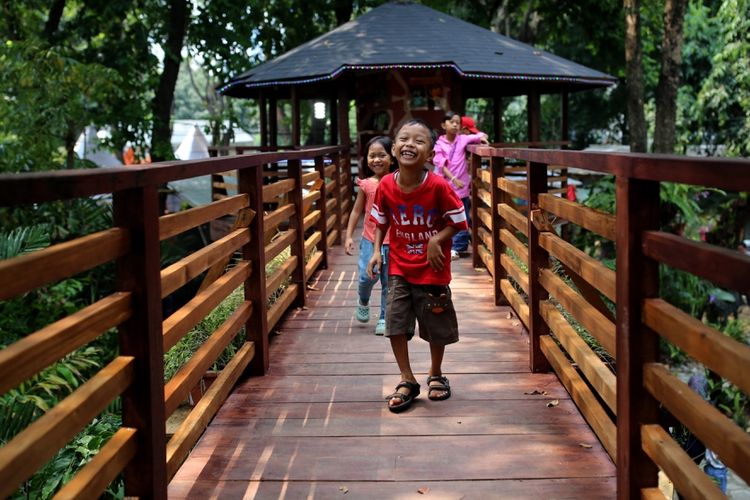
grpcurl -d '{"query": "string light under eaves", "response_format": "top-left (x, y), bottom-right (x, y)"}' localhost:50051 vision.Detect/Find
top-left (218, 63), bottom-right (610, 93)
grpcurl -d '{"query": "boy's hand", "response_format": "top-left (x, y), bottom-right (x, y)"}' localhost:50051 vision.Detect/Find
top-left (367, 253), bottom-right (382, 279)
top-left (344, 237), bottom-right (355, 255)
top-left (426, 237), bottom-right (445, 272)
top-left (480, 134), bottom-right (489, 145)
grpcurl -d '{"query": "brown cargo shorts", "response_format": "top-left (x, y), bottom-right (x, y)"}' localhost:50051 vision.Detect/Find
top-left (385, 274), bottom-right (459, 346)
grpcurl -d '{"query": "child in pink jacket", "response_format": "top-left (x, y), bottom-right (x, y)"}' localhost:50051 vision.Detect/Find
top-left (432, 111), bottom-right (488, 260)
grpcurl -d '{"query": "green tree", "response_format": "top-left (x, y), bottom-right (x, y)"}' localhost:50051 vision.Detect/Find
top-left (697, 0), bottom-right (750, 157)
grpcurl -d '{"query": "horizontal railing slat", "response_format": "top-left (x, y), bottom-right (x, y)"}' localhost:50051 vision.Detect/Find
top-left (540, 302), bottom-right (616, 414)
top-left (0, 356), bottom-right (134, 499)
top-left (644, 363), bottom-right (750, 483)
top-left (53, 427), bottom-right (138, 500)
top-left (160, 194), bottom-right (249, 241)
top-left (500, 254), bottom-right (529, 295)
top-left (161, 228), bottom-right (250, 299)
top-left (539, 232), bottom-right (616, 301)
top-left (540, 335), bottom-right (616, 459)
top-left (499, 228), bottom-right (528, 266)
top-left (643, 298), bottom-right (750, 396)
top-left (262, 178), bottom-right (295, 202)
top-left (162, 262), bottom-right (251, 352)
top-left (642, 231), bottom-right (750, 295)
top-left (166, 341), bottom-right (255, 480)
top-left (500, 279), bottom-right (529, 329)
top-left (267, 283), bottom-right (299, 333)
top-left (0, 146), bottom-right (344, 205)
top-left (641, 424), bottom-right (725, 500)
top-left (266, 256), bottom-right (298, 299)
top-left (0, 292), bottom-right (131, 395)
top-left (164, 301), bottom-right (252, 416)
top-left (264, 229), bottom-right (295, 264)
top-left (539, 269), bottom-right (616, 358)
top-left (0, 228), bottom-right (129, 301)
top-left (538, 193), bottom-right (616, 242)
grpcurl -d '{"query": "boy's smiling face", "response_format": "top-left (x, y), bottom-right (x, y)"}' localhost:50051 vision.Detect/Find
top-left (392, 123), bottom-right (434, 170)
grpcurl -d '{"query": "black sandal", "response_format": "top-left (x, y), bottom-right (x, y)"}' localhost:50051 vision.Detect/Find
top-left (426, 375), bottom-right (451, 401)
top-left (386, 380), bottom-right (420, 413)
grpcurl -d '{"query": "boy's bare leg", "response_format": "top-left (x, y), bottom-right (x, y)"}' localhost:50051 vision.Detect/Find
top-left (389, 334), bottom-right (417, 406)
top-left (428, 343), bottom-right (449, 399)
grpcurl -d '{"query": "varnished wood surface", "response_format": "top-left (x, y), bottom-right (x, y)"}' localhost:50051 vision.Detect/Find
top-left (169, 246), bottom-right (615, 499)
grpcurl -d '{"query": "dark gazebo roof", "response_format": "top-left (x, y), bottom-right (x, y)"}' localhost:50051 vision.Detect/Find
top-left (221, 1), bottom-right (615, 97)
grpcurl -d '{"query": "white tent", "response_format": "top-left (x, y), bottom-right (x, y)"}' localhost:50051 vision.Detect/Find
top-left (74, 126), bottom-right (122, 167)
top-left (174, 125), bottom-right (210, 160)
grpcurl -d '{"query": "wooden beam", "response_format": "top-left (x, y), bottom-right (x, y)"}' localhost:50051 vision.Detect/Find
top-left (113, 186), bottom-right (167, 498)
top-left (616, 176), bottom-right (661, 498)
top-left (291, 86), bottom-right (300, 147)
top-left (527, 88), bottom-right (541, 142)
top-left (259, 91), bottom-right (267, 147)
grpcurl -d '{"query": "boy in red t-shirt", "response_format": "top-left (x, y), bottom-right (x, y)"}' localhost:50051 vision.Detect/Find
top-left (367, 118), bottom-right (468, 413)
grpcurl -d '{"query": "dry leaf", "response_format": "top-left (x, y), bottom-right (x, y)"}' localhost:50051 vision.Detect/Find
top-left (524, 389), bottom-right (548, 395)
top-left (546, 399), bottom-right (560, 407)
top-left (417, 487), bottom-right (430, 494)
top-left (511, 321), bottom-right (520, 327)
top-left (307, 284), bottom-right (319, 291)
top-left (457, 420), bottom-right (462, 424)
top-left (339, 486), bottom-right (349, 494)
top-left (505, 312), bottom-right (512, 319)
top-left (302, 306), bottom-right (309, 310)
top-left (579, 443), bottom-right (593, 449)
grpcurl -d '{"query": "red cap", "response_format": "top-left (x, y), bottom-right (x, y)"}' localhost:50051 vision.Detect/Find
top-left (461, 116), bottom-right (479, 134)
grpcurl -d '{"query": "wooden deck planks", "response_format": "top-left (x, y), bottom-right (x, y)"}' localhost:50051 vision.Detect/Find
top-left (169, 245), bottom-right (616, 499)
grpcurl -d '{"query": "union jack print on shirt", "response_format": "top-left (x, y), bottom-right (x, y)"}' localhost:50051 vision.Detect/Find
top-left (406, 242), bottom-right (425, 255)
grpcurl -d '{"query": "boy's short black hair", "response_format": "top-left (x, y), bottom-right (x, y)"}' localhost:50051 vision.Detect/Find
top-left (394, 118), bottom-right (435, 148)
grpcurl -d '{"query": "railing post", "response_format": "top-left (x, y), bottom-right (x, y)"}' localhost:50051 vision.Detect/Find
top-left (287, 158), bottom-right (307, 308)
top-left (315, 155), bottom-right (329, 269)
top-left (239, 165), bottom-right (270, 375)
top-left (490, 155), bottom-right (508, 306)
top-left (616, 176), bottom-right (660, 499)
top-left (470, 152), bottom-right (482, 268)
top-left (113, 186), bottom-right (167, 499)
top-left (333, 149), bottom-right (344, 245)
top-left (526, 161), bottom-right (551, 373)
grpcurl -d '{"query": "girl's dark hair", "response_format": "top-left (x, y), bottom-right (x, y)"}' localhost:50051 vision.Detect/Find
top-left (364, 135), bottom-right (397, 172)
top-left (395, 118), bottom-right (435, 148)
top-left (442, 110), bottom-right (459, 122)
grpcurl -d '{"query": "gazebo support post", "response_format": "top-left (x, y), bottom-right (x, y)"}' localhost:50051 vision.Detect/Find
top-left (269, 94), bottom-right (278, 149)
top-left (291, 86), bottom-right (301, 147)
top-left (527, 88), bottom-right (540, 143)
top-left (337, 87), bottom-right (350, 150)
top-left (561, 91), bottom-right (569, 144)
top-left (259, 91), bottom-right (268, 148)
top-left (329, 96), bottom-right (338, 146)
top-left (493, 96), bottom-right (503, 143)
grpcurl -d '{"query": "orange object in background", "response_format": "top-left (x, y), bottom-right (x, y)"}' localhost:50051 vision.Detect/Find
top-left (123, 147), bottom-right (151, 165)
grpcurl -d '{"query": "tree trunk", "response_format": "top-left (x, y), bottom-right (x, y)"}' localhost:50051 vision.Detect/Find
top-left (624, 0), bottom-right (647, 152)
top-left (44, 0), bottom-right (66, 42)
top-left (653, 0), bottom-right (687, 154)
top-left (150, 0), bottom-right (189, 162)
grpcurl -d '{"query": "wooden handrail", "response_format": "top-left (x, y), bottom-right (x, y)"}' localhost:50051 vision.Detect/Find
top-left (0, 144), bottom-right (353, 498)
top-left (469, 145), bottom-right (750, 498)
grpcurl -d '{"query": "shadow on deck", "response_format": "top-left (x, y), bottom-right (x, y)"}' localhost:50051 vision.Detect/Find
top-left (169, 247), bottom-right (616, 498)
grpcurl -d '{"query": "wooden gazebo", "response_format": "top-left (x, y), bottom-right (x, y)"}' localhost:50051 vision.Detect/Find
top-left (220, 1), bottom-right (616, 157)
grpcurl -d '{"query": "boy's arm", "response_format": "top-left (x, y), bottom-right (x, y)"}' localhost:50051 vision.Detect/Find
top-left (426, 226), bottom-right (459, 272)
top-left (367, 225), bottom-right (388, 279)
top-left (344, 188), bottom-right (366, 255)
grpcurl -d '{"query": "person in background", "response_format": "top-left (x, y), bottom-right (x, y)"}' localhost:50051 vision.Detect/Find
top-left (433, 111), bottom-right (488, 260)
top-left (345, 136), bottom-right (396, 335)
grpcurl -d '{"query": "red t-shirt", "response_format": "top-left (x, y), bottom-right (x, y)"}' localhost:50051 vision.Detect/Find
top-left (370, 170), bottom-right (468, 285)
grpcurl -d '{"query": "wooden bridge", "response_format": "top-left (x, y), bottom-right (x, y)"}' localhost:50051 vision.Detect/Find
top-left (0, 145), bottom-right (749, 499)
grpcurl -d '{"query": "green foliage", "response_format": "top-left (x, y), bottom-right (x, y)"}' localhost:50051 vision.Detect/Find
top-left (0, 40), bottom-right (122, 172)
top-left (11, 413), bottom-right (123, 500)
top-left (696, 0), bottom-right (750, 157)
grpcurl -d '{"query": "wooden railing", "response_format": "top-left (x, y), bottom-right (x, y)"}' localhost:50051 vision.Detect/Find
top-left (469, 145), bottom-right (750, 499)
top-left (0, 145), bottom-right (351, 498)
